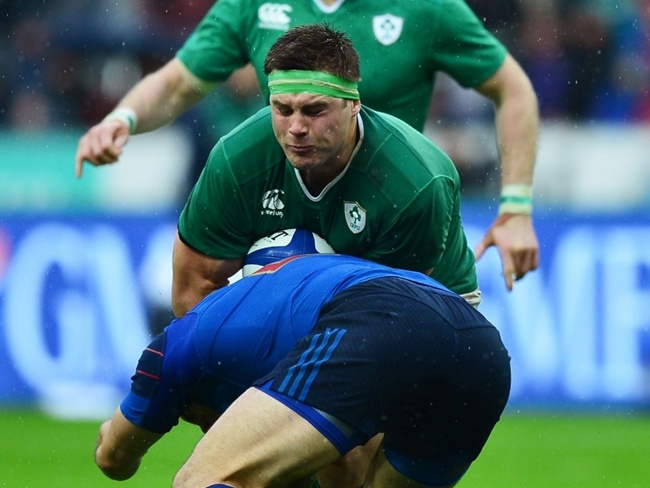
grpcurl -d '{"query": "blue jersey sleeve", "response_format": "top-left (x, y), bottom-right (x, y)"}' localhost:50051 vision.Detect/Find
top-left (120, 314), bottom-right (201, 434)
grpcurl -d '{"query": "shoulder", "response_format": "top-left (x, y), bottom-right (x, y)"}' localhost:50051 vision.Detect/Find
top-left (359, 107), bottom-right (458, 182)
top-left (220, 105), bottom-right (274, 147)
top-left (381, 0), bottom-right (484, 24)
top-left (198, 0), bottom-right (262, 23)
top-left (207, 106), bottom-right (285, 181)
top-left (351, 108), bottom-right (460, 213)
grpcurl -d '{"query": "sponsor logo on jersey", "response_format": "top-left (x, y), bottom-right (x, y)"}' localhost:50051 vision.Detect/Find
top-left (261, 189), bottom-right (285, 217)
top-left (344, 201), bottom-right (366, 234)
top-left (258, 3), bottom-right (292, 30)
top-left (372, 14), bottom-right (404, 46)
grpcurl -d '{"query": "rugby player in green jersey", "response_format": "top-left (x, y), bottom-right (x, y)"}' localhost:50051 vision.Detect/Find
top-left (171, 24), bottom-right (481, 316)
top-left (76, 0), bottom-right (539, 294)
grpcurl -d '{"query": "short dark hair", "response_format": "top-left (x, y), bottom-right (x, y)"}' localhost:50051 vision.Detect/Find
top-left (264, 23), bottom-right (361, 82)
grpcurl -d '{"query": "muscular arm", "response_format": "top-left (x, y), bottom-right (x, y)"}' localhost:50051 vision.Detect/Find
top-left (172, 232), bottom-right (244, 317)
top-left (75, 58), bottom-right (214, 177)
top-left (95, 408), bottom-right (164, 481)
top-left (474, 54), bottom-right (538, 187)
top-left (123, 58), bottom-right (213, 134)
top-left (473, 54), bottom-right (540, 290)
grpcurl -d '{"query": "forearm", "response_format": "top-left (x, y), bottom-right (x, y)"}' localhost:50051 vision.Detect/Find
top-left (493, 83), bottom-right (539, 187)
top-left (476, 55), bottom-right (540, 187)
top-left (95, 410), bottom-right (164, 480)
top-left (171, 277), bottom-right (224, 318)
top-left (171, 233), bottom-right (243, 317)
top-left (95, 419), bottom-right (144, 481)
top-left (114, 58), bottom-right (208, 135)
top-left (472, 56), bottom-right (540, 288)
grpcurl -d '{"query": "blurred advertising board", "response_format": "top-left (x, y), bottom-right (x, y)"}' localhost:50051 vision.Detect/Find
top-left (0, 214), bottom-right (177, 418)
top-left (0, 209), bottom-right (648, 417)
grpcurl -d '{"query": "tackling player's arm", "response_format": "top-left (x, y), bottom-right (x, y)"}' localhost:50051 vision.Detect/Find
top-left (95, 408), bottom-right (164, 481)
top-left (472, 54), bottom-right (540, 290)
top-left (96, 402), bottom-right (222, 480)
top-left (172, 232), bottom-right (244, 317)
top-left (75, 58), bottom-right (215, 177)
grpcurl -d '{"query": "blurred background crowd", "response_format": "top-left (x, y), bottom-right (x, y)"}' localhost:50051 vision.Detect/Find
top-left (2, 1), bottom-right (649, 182)
top-left (1, 0), bottom-right (650, 421)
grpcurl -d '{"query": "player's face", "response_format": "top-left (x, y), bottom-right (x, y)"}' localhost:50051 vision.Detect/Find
top-left (270, 93), bottom-right (360, 175)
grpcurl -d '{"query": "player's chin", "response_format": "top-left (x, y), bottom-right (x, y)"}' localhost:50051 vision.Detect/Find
top-left (285, 148), bottom-right (320, 167)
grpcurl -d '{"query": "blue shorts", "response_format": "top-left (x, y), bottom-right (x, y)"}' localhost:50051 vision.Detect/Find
top-left (255, 277), bottom-right (511, 486)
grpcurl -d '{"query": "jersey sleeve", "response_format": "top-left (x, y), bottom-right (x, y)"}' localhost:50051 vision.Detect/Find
top-left (430, 0), bottom-right (507, 88)
top-left (176, 0), bottom-right (251, 83)
top-left (119, 331), bottom-right (182, 434)
top-left (177, 142), bottom-right (254, 259)
top-left (120, 314), bottom-right (209, 434)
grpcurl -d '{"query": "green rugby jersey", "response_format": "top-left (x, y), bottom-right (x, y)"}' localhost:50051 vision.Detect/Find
top-left (177, 0), bottom-right (507, 131)
top-left (178, 106), bottom-right (478, 294)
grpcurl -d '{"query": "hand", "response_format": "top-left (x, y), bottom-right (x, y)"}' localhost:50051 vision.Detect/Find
top-left (75, 119), bottom-right (130, 178)
top-left (474, 213), bottom-right (539, 291)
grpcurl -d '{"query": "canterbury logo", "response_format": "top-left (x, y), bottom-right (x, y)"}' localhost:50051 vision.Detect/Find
top-left (258, 3), bottom-right (292, 30)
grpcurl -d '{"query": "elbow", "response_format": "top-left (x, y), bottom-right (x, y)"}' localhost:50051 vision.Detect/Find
top-left (95, 448), bottom-right (139, 481)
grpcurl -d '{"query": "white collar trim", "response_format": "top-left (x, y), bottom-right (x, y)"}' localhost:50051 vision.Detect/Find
top-left (296, 113), bottom-right (364, 202)
top-left (313, 0), bottom-right (346, 14)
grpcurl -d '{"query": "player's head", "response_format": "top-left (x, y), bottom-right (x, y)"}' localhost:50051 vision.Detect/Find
top-left (264, 23), bottom-right (361, 86)
top-left (264, 25), bottom-right (362, 174)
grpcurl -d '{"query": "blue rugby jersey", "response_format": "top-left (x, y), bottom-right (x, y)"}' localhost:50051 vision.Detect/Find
top-left (120, 254), bottom-right (454, 433)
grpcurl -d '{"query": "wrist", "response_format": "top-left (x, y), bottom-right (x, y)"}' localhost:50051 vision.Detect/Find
top-left (498, 184), bottom-right (533, 215)
top-left (103, 107), bottom-right (137, 134)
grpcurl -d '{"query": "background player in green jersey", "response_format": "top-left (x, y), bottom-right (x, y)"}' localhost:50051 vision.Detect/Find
top-left (76, 0), bottom-right (539, 292)
top-left (172, 24), bottom-right (478, 317)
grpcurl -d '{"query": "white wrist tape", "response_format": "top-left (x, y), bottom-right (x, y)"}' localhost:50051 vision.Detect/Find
top-left (498, 184), bottom-right (533, 215)
top-left (103, 107), bottom-right (138, 134)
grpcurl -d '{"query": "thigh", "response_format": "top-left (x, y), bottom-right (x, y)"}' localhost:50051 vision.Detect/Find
top-left (173, 388), bottom-right (342, 488)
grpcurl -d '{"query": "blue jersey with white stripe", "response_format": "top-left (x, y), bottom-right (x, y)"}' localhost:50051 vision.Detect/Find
top-left (121, 254), bottom-right (454, 432)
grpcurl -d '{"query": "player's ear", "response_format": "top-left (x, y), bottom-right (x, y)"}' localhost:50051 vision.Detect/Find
top-left (349, 99), bottom-right (361, 116)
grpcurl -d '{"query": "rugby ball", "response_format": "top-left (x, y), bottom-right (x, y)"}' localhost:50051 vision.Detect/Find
top-left (242, 229), bottom-right (335, 276)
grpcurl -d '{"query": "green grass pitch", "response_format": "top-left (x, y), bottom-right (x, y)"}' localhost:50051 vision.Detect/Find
top-left (1, 409), bottom-right (649, 487)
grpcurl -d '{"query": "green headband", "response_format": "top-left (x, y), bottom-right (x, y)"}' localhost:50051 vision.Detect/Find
top-left (268, 70), bottom-right (360, 100)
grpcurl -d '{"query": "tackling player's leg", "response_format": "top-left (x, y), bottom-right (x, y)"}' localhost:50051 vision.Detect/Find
top-left (173, 388), bottom-right (341, 488)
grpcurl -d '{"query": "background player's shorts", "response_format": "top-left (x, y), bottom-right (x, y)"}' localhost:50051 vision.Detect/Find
top-left (255, 277), bottom-right (511, 486)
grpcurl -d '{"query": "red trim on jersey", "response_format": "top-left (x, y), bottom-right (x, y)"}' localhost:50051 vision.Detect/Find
top-left (145, 347), bottom-right (164, 357)
top-left (252, 254), bottom-right (306, 275)
top-left (136, 370), bottom-right (161, 381)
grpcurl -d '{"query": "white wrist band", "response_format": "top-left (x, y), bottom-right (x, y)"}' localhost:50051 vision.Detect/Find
top-left (498, 184), bottom-right (533, 215)
top-left (103, 107), bottom-right (138, 134)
